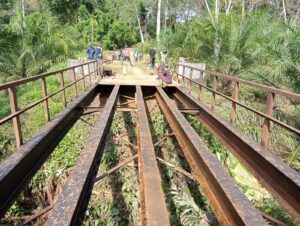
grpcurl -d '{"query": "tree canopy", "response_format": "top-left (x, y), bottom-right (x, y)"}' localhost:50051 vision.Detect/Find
top-left (0, 0), bottom-right (300, 92)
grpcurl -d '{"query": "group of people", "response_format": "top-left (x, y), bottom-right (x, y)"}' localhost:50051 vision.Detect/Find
top-left (86, 43), bottom-right (103, 60)
top-left (90, 42), bottom-right (172, 84)
top-left (111, 45), bottom-right (144, 66)
top-left (149, 47), bottom-right (172, 84)
top-left (149, 47), bottom-right (170, 70)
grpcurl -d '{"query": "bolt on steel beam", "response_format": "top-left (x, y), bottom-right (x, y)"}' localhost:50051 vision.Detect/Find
top-left (46, 85), bottom-right (120, 226)
top-left (155, 87), bottom-right (267, 226)
top-left (0, 84), bottom-right (99, 219)
top-left (172, 87), bottom-right (300, 223)
top-left (136, 86), bottom-right (170, 226)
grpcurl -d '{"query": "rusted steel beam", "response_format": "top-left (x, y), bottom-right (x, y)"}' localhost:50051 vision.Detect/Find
top-left (155, 87), bottom-right (266, 226)
top-left (46, 85), bottom-right (119, 226)
top-left (172, 87), bottom-right (300, 223)
top-left (136, 86), bottom-right (170, 226)
top-left (0, 84), bottom-right (99, 218)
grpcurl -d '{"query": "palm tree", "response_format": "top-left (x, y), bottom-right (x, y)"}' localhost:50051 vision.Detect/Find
top-left (0, 12), bottom-right (75, 82)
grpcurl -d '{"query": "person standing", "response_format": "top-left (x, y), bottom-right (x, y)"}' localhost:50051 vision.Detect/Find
top-left (95, 43), bottom-right (102, 60)
top-left (123, 45), bottom-right (133, 66)
top-left (159, 48), bottom-right (170, 69)
top-left (139, 49), bottom-right (144, 61)
top-left (87, 44), bottom-right (95, 60)
top-left (149, 47), bottom-right (156, 69)
top-left (133, 47), bottom-right (139, 62)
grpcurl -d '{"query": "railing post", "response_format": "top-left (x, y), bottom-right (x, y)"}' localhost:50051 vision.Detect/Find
top-left (175, 64), bottom-right (179, 83)
top-left (60, 72), bottom-right (67, 107)
top-left (8, 86), bottom-right (23, 147)
top-left (198, 84), bottom-right (202, 100)
top-left (189, 68), bottom-right (193, 93)
top-left (200, 70), bottom-right (204, 84)
top-left (261, 92), bottom-right (275, 147)
top-left (182, 65), bottom-right (186, 86)
top-left (88, 63), bottom-right (92, 86)
top-left (230, 81), bottom-right (239, 124)
top-left (41, 77), bottom-right (50, 122)
top-left (81, 65), bottom-right (86, 91)
top-left (72, 68), bottom-right (78, 97)
top-left (211, 75), bottom-right (217, 111)
top-left (95, 61), bottom-right (97, 79)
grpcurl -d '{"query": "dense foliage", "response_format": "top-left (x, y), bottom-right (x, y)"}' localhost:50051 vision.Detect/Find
top-left (158, 12), bottom-right (300, 93)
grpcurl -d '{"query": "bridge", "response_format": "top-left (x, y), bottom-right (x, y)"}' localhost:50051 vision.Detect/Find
top-left (0, 59), bottom-right (299, 225)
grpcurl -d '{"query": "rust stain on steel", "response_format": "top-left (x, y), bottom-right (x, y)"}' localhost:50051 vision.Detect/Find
top-left (177, 63), bottom-right (300, 101)
top-left (155, 87), bottom-right (267, 226)
top-left (0, 61), bottom-right (100, 91)
top-left (136, 86), bottom-right (170, 226)
top-left (0, 84), bottom-right (99, 218)
top-left (46, 85), bottom-right (120, 226)
top-left (173, 87), bottom-right (300, 223)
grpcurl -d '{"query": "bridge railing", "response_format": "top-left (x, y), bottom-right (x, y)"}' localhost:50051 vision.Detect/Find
top-left (173, 63), bottom-right (300, 147)
top-left (0, 60), bottom-right (102, 147)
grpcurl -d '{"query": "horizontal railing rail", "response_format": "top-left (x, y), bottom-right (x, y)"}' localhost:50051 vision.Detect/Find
top-left (173, 64), bottom-right (300, 147)
top-left (177, 63), bottom-right (300, 101)
top-left (0, 60), bottom-right (103, 147)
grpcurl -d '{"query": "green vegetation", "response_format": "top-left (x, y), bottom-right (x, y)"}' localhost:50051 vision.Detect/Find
top-left (1, 0), bottom-right (300, 225)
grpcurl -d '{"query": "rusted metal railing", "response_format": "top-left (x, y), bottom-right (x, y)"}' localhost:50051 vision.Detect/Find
top-left (174, 63), bottom-right (300, 147)
top-left (0, 60), bottom-right (102, 147)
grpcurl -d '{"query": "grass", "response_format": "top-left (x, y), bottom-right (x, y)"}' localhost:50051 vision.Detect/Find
top-left (0, 65), bottom-right (97, 163)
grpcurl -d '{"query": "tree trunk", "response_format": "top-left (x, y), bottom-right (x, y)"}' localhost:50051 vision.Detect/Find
top-left (242, 0), bottom-right (245, 18)
top-left (156, 0), bottom-right (162, 42)
top-left (21, 0), bottom-right (25, 35)
top-left (203, 0), bottom-right (215, 27)
top-left (134, 0), bottom-right (144, 43)
top-left (226, 0), bottom-right (234, 15)
top-left (215, 0), bottom-right (220, 23)
top-left (282, 0), bottom-right (287, 22)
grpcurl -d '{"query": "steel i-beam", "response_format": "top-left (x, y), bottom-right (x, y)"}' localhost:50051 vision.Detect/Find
top-left (46, 85), bottom-right (119, 226)
top-left (155, 87), bottom-right (267, 226)
top-left (172, 87), bottom-right (300, 223)
top-left (136, 86), bottom-right (170, 226)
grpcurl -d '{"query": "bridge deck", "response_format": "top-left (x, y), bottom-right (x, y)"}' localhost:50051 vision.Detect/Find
top-left (99, 61), bottom-right (179, 86)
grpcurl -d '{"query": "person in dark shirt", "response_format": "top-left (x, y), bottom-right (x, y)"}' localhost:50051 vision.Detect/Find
top-left (87, 44), bottom-right (95, 60)
top-left (149, 47), bottom-right (156, 69)
top-left (95, 43), bottom-right (102, 60)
